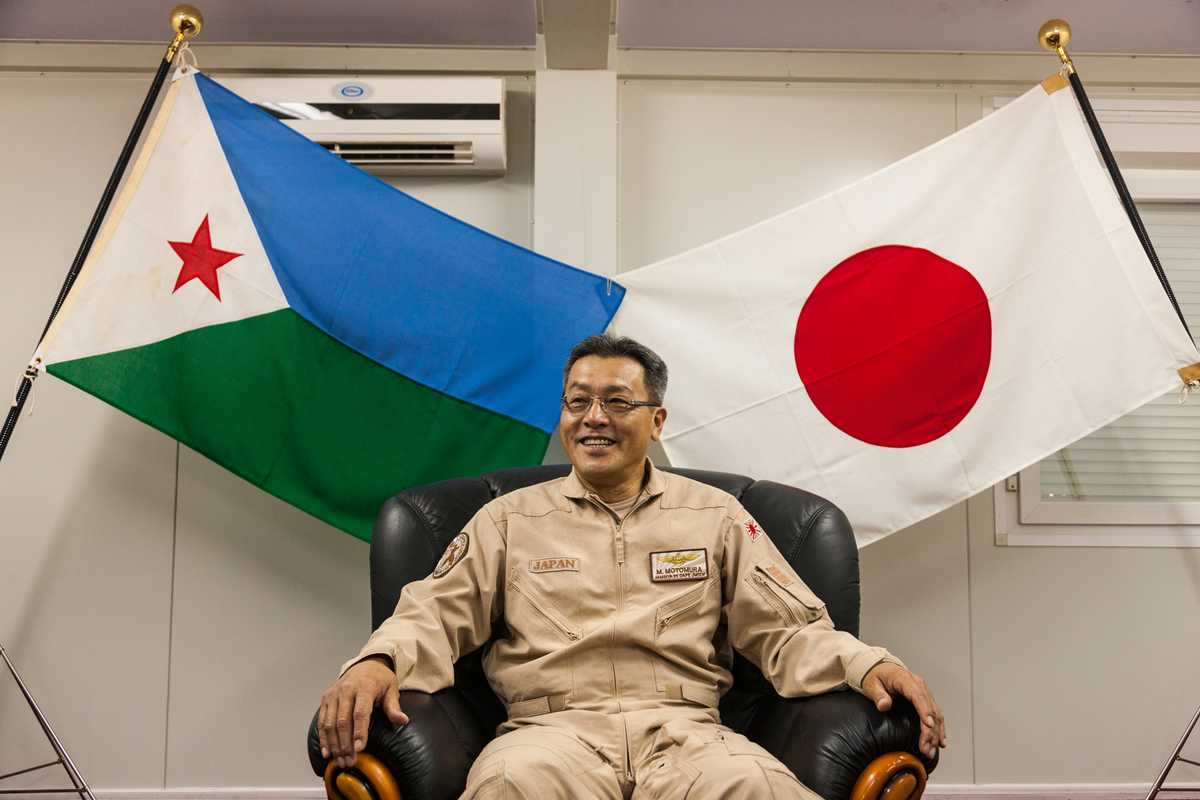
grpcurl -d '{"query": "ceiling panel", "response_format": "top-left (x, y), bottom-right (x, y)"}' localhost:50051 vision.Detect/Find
top-left (3, 0), bottom-right (1197, 55)
top-left (0, 0), bottom-right (537, 47)
top-left (618, 0), bottom-right (1200, 55)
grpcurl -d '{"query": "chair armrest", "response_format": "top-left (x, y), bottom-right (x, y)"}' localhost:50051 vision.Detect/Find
top-left (307, 689), bottom-right (496, 800)
top-left (745, 691), bottom-right (938, 800)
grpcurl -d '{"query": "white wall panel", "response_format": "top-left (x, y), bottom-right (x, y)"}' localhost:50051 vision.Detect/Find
top-left (533, 70), bottom-right (618, 274)
top-left (618, 81), bottom-right (959, 270)
top-left (859, 508), bottom-right (975, 782)
top-left (0, 73), bottom-right (176, 789)
top-left (164, 446), bottom-right (369, 785)
top-left (967, 489), bottom-right (1200, 781)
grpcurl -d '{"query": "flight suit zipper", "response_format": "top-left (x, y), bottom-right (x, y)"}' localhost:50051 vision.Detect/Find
top-left (585, 491), bottom-right (656, 785)
top-left (750, 570), bottom-right (804, 626)
top-left (611, 504), bottom-right (633, 781)
top-left (616, 516), bottom-right (625, 565)
top-left (586, 490), bottom-right (657, 566)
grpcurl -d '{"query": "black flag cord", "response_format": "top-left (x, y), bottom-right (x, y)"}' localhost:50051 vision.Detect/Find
top-left (1039, 20), bottom-right (1193, 343)
top-left (0, 48), bottom-right (177, 468)
top-left (0, 10), bottom-right (201, 799)
top-left (1066, 71), bottom-right (1193, 342)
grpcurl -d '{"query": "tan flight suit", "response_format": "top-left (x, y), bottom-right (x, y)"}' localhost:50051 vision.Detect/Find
top-left (345, 462), bottom-right (901, 799)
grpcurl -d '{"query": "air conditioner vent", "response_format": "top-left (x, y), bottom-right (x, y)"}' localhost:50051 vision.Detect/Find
top-left (321, 141), bottom-right (475, 171)
top-left (220, 76), bottom-right (507, 176)
top-left (259, 103), bottom-right (500, 121)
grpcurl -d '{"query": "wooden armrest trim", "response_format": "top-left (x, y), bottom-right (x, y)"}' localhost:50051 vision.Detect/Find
top-left (850, 752), bottom-right (928, 800)
top-left (323, 753), bottom-right (402, 800)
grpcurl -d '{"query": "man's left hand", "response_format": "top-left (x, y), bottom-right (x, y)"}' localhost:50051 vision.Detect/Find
top-left (861, 662), bottom-right (946, 760)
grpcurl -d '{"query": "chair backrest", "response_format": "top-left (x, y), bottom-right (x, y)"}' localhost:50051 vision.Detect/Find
top-left (369, 464), bottom-right (862, 731)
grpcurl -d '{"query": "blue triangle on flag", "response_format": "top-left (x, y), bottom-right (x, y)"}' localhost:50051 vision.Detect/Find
top-left (194, 73), bottom-right (624, 434)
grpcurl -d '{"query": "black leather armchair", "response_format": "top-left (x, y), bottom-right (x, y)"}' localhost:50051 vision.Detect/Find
top-left (308, 465), bottom-right (936, 800)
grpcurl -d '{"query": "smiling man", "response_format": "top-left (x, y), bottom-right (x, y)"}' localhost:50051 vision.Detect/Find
top-left (559, 338), bottom-right (667, 506)
top-left (318, 334), bottom-right (946, 799)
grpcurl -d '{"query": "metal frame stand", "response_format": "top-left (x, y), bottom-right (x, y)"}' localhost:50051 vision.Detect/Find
top-left (0, 643), bottom-right (93, 798)
top-left (1146, 701), bottom-right (1200, 800)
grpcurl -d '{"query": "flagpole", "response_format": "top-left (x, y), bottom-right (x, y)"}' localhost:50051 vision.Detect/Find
top-left (0, 8), bottom-right (203, 797)
top-left (1037, 18), bottom-right (1192, 341)
top-left (0, 5), bottom-right (203, 466)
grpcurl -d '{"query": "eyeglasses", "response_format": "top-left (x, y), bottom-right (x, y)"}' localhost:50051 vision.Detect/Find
top-left (561, 394), bottom-right (659, 416)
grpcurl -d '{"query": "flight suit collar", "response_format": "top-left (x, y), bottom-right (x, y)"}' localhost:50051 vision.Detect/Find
top-left (561, 459), bottom-right (668, 503)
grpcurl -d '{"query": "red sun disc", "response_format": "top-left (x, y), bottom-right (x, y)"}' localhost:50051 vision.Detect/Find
top-left (794, 245), bottom-right (991, 448)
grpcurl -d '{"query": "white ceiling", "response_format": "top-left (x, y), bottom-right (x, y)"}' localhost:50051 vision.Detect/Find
top-left (1, 0), bottom-right (1197, 55)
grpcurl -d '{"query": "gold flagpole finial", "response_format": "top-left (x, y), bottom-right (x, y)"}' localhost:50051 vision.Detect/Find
top-left (1038, 18), bottom-right (1074, 74)
top-left (166, 5), bottom-right (203, 63)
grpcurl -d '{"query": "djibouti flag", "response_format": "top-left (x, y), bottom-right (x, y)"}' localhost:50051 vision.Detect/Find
top-left (39, 68), bottom-right (624, 541)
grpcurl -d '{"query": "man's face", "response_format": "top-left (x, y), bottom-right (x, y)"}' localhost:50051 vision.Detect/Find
top-left (559, 355), bottom-right (667, 487)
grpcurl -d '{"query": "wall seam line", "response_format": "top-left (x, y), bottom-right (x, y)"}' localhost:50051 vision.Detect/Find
top-left (965, 498), bottom-right (978, 783)
top-left (966, 498), bottom-right (978, 783)
top-left (162, 442), bottom-right (180, 789)
top-left (955, 88), bottom-right (981, 786)
top-left (955, 88), bottom-right (980, 783)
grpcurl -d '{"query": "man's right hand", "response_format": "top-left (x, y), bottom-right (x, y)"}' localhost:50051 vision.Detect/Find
top-left (318, 655), bottom-right (409, 769)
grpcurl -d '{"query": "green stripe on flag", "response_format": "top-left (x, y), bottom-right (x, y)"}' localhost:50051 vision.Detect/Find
top-left (48, 309), bottom-right (549, 541)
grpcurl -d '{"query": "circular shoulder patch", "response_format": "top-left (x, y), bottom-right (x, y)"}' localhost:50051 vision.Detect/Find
top-left (433, 532), bottom-right (470, 578)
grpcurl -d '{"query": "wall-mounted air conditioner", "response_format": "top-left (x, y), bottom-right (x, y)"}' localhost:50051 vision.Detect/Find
top-left (219, 76), bottom-right (507, 176)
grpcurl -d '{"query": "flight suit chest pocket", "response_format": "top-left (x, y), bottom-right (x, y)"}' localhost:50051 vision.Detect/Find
top-left (507, 570), bottom-right (581, 642)
top-left (746, 563), bottom-right (825, 626)
top-left (655, 577), bottom-right (714, 637)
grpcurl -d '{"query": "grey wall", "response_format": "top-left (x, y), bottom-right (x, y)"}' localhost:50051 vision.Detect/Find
top-left (2, 43), bottom-right (1200, 793)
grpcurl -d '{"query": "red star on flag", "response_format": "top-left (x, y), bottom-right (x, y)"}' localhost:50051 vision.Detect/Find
top-left (744, 520), bottom-right (763, 543)
top-left (169, 215), bottom-right (242, 301)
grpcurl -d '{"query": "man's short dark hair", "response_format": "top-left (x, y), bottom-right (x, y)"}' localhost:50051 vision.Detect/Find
top-left (563, 334), bottom-right (668, 404)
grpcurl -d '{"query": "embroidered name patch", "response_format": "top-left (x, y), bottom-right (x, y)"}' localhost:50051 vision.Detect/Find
top-left (530, 557), bottom-right (579, 573)
top-left (764, 562), bottom-right (794, 587)
top-left (650, 548), bottom-right (709, 582)
top-left (744, 519), bottom-right (764, 543)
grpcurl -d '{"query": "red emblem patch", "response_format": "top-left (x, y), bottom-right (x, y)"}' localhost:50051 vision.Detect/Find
top-left (744, 520), bottom-right (763, 543)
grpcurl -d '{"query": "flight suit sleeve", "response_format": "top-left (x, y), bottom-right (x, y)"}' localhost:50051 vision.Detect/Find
top-left (720, 501), bottom-right (903, 696)
top-left (339, 505), bottom-right (506, 693)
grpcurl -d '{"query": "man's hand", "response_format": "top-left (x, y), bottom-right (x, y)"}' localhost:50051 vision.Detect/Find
top-left (317, 656), bottom-right (409, 769)
top-left (861, 662), bottom-right (947, 760)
